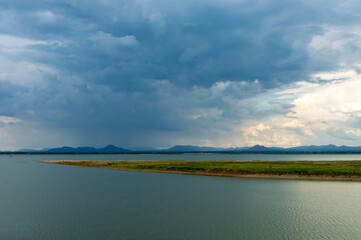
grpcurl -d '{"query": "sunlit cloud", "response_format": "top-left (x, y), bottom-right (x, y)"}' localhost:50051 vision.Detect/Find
top-left (241, 69), bottom-right (361, 146)
top-left (0, 116), bottom-right (22, 124)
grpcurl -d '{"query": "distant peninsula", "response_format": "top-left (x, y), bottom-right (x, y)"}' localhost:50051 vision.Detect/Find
top-left (41, 160), bottom-right (361, 181)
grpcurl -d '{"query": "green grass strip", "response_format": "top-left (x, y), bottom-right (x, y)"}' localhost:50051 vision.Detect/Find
top-left (47, 160), bottom-right (361, 178)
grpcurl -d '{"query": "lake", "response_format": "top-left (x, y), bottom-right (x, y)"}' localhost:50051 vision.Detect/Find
top-left (1, 154), bottom-right (361, 239)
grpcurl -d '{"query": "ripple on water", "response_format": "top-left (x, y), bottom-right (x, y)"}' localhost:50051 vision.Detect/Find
top-left (2, 155), bottom-right (361, 239)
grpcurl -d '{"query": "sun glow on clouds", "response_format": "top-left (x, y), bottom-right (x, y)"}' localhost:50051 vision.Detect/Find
top-left (241, 69), bottom-right (361, 147)
top-left (0, 116), bottom-right (22, 124)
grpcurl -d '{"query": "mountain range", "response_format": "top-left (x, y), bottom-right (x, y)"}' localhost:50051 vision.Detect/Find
top-left (14, 145), bottom-right (131, 154)
top-left (4, 144), bottom-right (361, 153)
top-left (159, 144), bottom-right (361, 153)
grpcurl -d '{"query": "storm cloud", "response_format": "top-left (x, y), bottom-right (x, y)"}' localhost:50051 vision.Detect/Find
top-left (1, 0), bottom-right (361, 149)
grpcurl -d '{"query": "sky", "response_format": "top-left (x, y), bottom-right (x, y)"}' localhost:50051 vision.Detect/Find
top-left (1, 0), bottom-right (361, 150)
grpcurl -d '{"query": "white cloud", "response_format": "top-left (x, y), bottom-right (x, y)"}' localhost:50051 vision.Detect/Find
top-left (0, 34), bottom-right (48, 48)
top-left (241, 68), bottom-right (361, 146)
top-left (0, 58), bottom-right (57, 87)
top-left (309, 25), bottom-right (361, 67)
top-left (241, 122), bottom-right (302, 147)
top-left (311, 69), bottom-right (358, 81)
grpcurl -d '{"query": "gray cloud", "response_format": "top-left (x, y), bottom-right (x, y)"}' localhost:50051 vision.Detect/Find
top-left (1, 0), bottom-right (361, 149)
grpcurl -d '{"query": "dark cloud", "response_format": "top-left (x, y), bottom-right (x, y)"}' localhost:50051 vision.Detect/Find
top-left (1, 0), bottom-right (361, 148)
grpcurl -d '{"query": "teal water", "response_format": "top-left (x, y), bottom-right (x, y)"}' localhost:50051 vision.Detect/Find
top-left (1, 154), bottom-right (361, 239)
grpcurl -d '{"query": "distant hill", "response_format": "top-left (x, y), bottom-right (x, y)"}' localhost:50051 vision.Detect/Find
top-left (46, 146), bottom-right (97, 153)
top-left (45, 145), bottom-right (131, 153)
top-left (6, 144), bottom-right (361, 154)
top-left (162, 144), bottom-right (361, 153)
top-left (164, 145), bottom-right (227, 152)
top-left (246, 145), bottom-right (271, 152)
top-left (287, 144), bottom-right (361, 153)
top-left (97, 145), bottom-right (130, 153)
top-left (161, 144), bottom-right (278, 153)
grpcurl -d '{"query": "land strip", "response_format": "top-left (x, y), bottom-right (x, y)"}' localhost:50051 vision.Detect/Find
top-left (39, 160), bottom-right (361, 181)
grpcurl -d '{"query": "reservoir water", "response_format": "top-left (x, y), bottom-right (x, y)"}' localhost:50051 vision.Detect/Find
top-left (2, 154), bottom-right (361, 239)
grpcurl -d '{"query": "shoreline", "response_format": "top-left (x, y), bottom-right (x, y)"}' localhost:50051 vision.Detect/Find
top-left (39, 160), bottom-right (361, 181)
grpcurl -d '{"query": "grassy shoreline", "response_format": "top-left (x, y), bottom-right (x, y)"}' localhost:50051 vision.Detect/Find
top-left (39, 160), bottom-right (361, 181)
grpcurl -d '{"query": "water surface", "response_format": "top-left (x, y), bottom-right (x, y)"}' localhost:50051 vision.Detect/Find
top-left (1, 154), bottom-right (361, 239)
